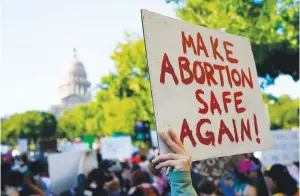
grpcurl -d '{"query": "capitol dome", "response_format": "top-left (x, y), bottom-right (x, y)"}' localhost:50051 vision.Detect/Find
top-left (58, 48), bottom-right (91, 99)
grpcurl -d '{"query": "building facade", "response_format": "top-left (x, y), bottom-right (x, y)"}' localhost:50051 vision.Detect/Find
top-left (49, 48), bottom-right (91, 117)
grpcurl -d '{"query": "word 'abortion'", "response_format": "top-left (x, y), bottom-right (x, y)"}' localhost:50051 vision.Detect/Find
top-left (159, 31), bottom-right (261, 146)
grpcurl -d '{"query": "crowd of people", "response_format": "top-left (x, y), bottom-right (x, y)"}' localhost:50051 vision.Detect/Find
top-left (1, 130), bottom-right (299, 196)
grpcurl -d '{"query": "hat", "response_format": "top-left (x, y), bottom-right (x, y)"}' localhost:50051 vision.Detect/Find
top-left (237, 160), bottom-right (259, 173)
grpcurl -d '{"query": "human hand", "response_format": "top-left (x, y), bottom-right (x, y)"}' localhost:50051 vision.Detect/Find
top-left (152, 129), bottom-right (192, 171)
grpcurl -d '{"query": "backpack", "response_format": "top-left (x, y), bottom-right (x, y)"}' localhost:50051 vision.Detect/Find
top-left (137, 185), bottom-right (158, 196)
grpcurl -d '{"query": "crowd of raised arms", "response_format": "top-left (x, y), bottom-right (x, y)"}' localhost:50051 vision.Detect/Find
top-left (1, 130), bottom-right (299, 196)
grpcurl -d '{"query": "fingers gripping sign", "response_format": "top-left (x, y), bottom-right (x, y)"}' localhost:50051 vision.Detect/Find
top-left (152, 129), bottom-right (192, 171)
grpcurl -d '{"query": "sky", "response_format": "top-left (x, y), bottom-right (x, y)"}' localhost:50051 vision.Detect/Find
top-left (0, 0), bottom-right (299, 117)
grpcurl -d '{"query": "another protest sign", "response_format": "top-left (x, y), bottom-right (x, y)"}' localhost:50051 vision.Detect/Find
top-left (60, 143), bottom-right (89, 153)
top-left (1, 145), bottom-right (10, 154)
top-left (83, 136), bottom-right (95, 149)
top-left (18, 139), bottom-right (28, 153)
top-left (48, 150), bottom-right (98, 195)
top-left (141, 10), bottom-right (273, 161)
top-left (260, 131), bottom-right (299, 166)
top-left (101, 136), bottom-right (132, 160)
top-left (199, 155), bottom-right (244, 180)
top-left (150, 130), bottom-right (158, 148)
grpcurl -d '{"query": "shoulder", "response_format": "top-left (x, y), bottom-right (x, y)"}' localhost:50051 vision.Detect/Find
top-left (245, 185), bottom-right (257, 195)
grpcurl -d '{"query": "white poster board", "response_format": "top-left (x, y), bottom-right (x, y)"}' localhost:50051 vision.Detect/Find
top-left (101, 136), bottom-right (132, 160)
top-left (48, 150), bottom-right (98, 195)
top-left (18, 139), bottom-right (28, 153)
top-left (1, 145), bottom-right (10, 154)
top-left (60, 143), bottom-right (89, 153)
top-left (260, 131), bottom-right (299, 166)
top-left (141, 10), bottom-right (273, 161)
top-left (150, 130), bottom-right (158, 147)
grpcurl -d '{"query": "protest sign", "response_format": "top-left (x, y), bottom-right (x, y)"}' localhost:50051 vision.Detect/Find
top-left (18, 139), bottom-right (28, 153)
top-left (199, 155), bottom-right (244, 180)
top-left (141, 10), bottom-right (273, 161)
top-left (260, 131), bottom-right (299, 166)
top-left (101, 136), bottom-right (132, 160)
top-left (1, 145), bottom-right (10, 154)
top-left (48, 150), bottom-right (98, 194)
top-left (150, 130), bottom-right (158, 147)
top-left (60, 143), bottom-right (89, 153)
top-left (83, 136), bottom-right (95, 149)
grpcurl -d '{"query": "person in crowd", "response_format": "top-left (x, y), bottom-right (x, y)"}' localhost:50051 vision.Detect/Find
top-left (1, 162), bottom-right (12, 193)
top-left (219, 175), bottom-right (235, 196)
top-left (139, 155), bottom-right (150, 172)
top-left (233, 160), bottom-right (257, 196)
top-left (152, 129), bottom-right (197, 196)
top-left (148, 161), bottom-right (168, 195)
top-left (77, 151), bottom-right (109, 196)
top-left (197, 180), bottom-right (219, 196)
top-left (121, 162), bottom-right (132, 194)
top-left (245, 153), bottom-right (270, 196)
top-left (268, 164), bottom-right (299, 196)
top-left (28, 160), bottom-right (48, 193)
top-left (263, 171), bottom-right (275, 196)
top-left (128, 169), bottom-right (158, 196)
top-left (105, 172), bottom-right (121, 196)
top-left (191, 161), bottom-right (202, 190)
top-left (5, 170), bottom-right (46, 196)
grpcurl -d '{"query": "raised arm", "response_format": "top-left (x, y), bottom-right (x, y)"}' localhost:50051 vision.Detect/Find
top-left (152, 129), bottom-right (198, 196)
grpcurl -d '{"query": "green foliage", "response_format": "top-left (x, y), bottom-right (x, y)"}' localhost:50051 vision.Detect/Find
top-left (57, 38), bottom-right (154, 138)
top-left (167, 0), bottom-right (299, 80)
top-left (1, 111), bottom-right (57, 143)
top-left (263, 94), bottom-right (299, 130)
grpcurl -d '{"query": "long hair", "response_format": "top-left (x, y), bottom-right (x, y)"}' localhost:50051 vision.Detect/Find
top-left (269, 164), bottom-right (298, 195)
top-left (130, 169), bottom-right (151, 187)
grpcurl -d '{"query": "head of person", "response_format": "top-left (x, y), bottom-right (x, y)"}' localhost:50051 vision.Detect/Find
top-left (7, 170), bottom-right (24, 187)
top-left (223, 174), bottom-right (234, 188)
top-left (237, 160), bottom-right (260, 177)
top-left (1, 162), bottom-right (12, 190)
top-left (140, 155), bottom-right (147, 162)
top-left (86, 168), bottom-right (107, 191)
top-left (197, 180), bottom-right (218, 196)
top-left (268, 164), bottom-right (298, 195)
top-left (29, 161), bottom-right (44, 177)
top-left (130, 169), bottom-right (151, 187)
top-left (148, 162), bottom-right (161, 177)
top-left (21, 154), bottom-right (29, 165)
top-left (245, 153), bottom-right (253, 159)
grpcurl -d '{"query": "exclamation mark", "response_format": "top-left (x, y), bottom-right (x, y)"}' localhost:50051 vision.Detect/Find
top-left (253, 114), bottom-right (260, 144)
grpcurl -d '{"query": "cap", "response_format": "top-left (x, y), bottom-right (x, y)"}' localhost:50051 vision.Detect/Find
top-left (237, 160), bottom-right (259, 173)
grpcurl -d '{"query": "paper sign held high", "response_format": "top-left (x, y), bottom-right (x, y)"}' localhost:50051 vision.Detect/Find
top-left (141, 10), bottom-right (272, 161)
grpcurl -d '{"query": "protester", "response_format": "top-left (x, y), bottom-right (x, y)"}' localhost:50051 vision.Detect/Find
top-left (148, 161), bottom-right (168, 195)
top-left (128, 169), bottom-right (158, 196)
top-left (153, 129), bottom-right (197, 196)
top-left (2, 129), bottom-right (298, 196)
top-left (139, 155), bottom-right (150, 172)
top-left (197, 180), bottom-right (219, 196)
top-left (245, 153), bottom-right (270, 196)
top-left (219, 175), bottom-right (235, 196)
top-left (234, 160), bottom-right (257, 195)
top-left (268, 164), bottom-right (299, 196)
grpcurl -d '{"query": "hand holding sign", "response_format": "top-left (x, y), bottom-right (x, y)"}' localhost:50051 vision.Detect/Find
top-left (153, 129), bottom-right (191, 171)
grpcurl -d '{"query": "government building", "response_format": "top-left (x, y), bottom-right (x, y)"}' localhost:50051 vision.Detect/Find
top-left (49, 48), bottom-right (91, 117)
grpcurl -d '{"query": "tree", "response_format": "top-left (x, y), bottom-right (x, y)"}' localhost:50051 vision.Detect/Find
top-left (167, 0), bottom-right (299, 80)
top-left (1, 111), bottom-right (57, 143)
top-left (263, 94), bottom-right (299, 129)
top-left (58, 38), bottom-right (154, 137)
top-left (93, 38), bottom-right (154, 136)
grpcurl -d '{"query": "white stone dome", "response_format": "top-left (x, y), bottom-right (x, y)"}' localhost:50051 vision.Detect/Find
top-left (60, 48), bottom-right (91, 86)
